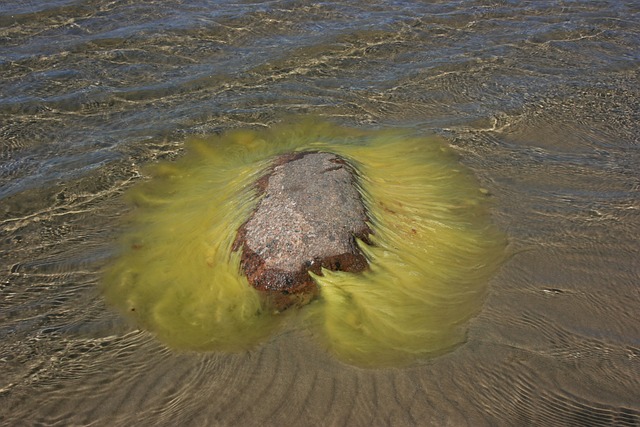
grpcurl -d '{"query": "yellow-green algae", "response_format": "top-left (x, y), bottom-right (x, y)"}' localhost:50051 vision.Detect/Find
top-left (103, 120), bottom-right (506, 367)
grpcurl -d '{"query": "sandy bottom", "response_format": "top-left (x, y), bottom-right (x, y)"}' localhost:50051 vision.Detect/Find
top-left (2, 118), bottom-right (638, 426)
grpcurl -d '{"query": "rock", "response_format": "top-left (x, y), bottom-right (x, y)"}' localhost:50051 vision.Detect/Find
top-left (233, 151), bottom-right (371, 310)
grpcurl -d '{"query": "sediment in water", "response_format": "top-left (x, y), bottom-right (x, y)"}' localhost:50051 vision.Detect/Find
top-left (102, 121), bottom-right (507, 366)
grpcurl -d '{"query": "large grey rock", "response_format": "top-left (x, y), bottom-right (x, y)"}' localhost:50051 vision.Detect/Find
top-left (233, 151), bottom-right (371, 310)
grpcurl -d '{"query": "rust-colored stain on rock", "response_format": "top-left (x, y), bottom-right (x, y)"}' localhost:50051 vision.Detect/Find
top-left (233, 151), bottom-right (371, 310)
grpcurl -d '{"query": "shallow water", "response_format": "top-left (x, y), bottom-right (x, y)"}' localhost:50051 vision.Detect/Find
top-left (1, 1), bottom-right (639, 425)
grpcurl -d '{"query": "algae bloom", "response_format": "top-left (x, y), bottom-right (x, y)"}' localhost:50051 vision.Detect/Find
top-left (103, 120), bottom-right (506, 367)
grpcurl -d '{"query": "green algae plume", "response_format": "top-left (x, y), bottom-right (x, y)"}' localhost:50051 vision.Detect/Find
top-left (103, 120), bottom-right (506, 367)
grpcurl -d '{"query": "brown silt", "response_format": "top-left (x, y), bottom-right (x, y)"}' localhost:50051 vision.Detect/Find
top-left (233, 151), bottom-right (371, 311)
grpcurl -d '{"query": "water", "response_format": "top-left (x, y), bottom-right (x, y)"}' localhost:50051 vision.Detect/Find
top-left (1, 0), bottom-right (639, 425)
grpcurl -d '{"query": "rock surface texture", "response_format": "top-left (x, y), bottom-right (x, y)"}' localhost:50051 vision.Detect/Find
top-left (233, 151), bottom-right (371, 310)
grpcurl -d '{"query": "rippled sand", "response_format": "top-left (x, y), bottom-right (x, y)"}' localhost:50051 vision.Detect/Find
top-left (1, 1), bottom-right (639, 425)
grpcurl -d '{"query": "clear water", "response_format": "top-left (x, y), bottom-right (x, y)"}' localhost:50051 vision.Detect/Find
top-left (1, 1), bottom-right (639, 425)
